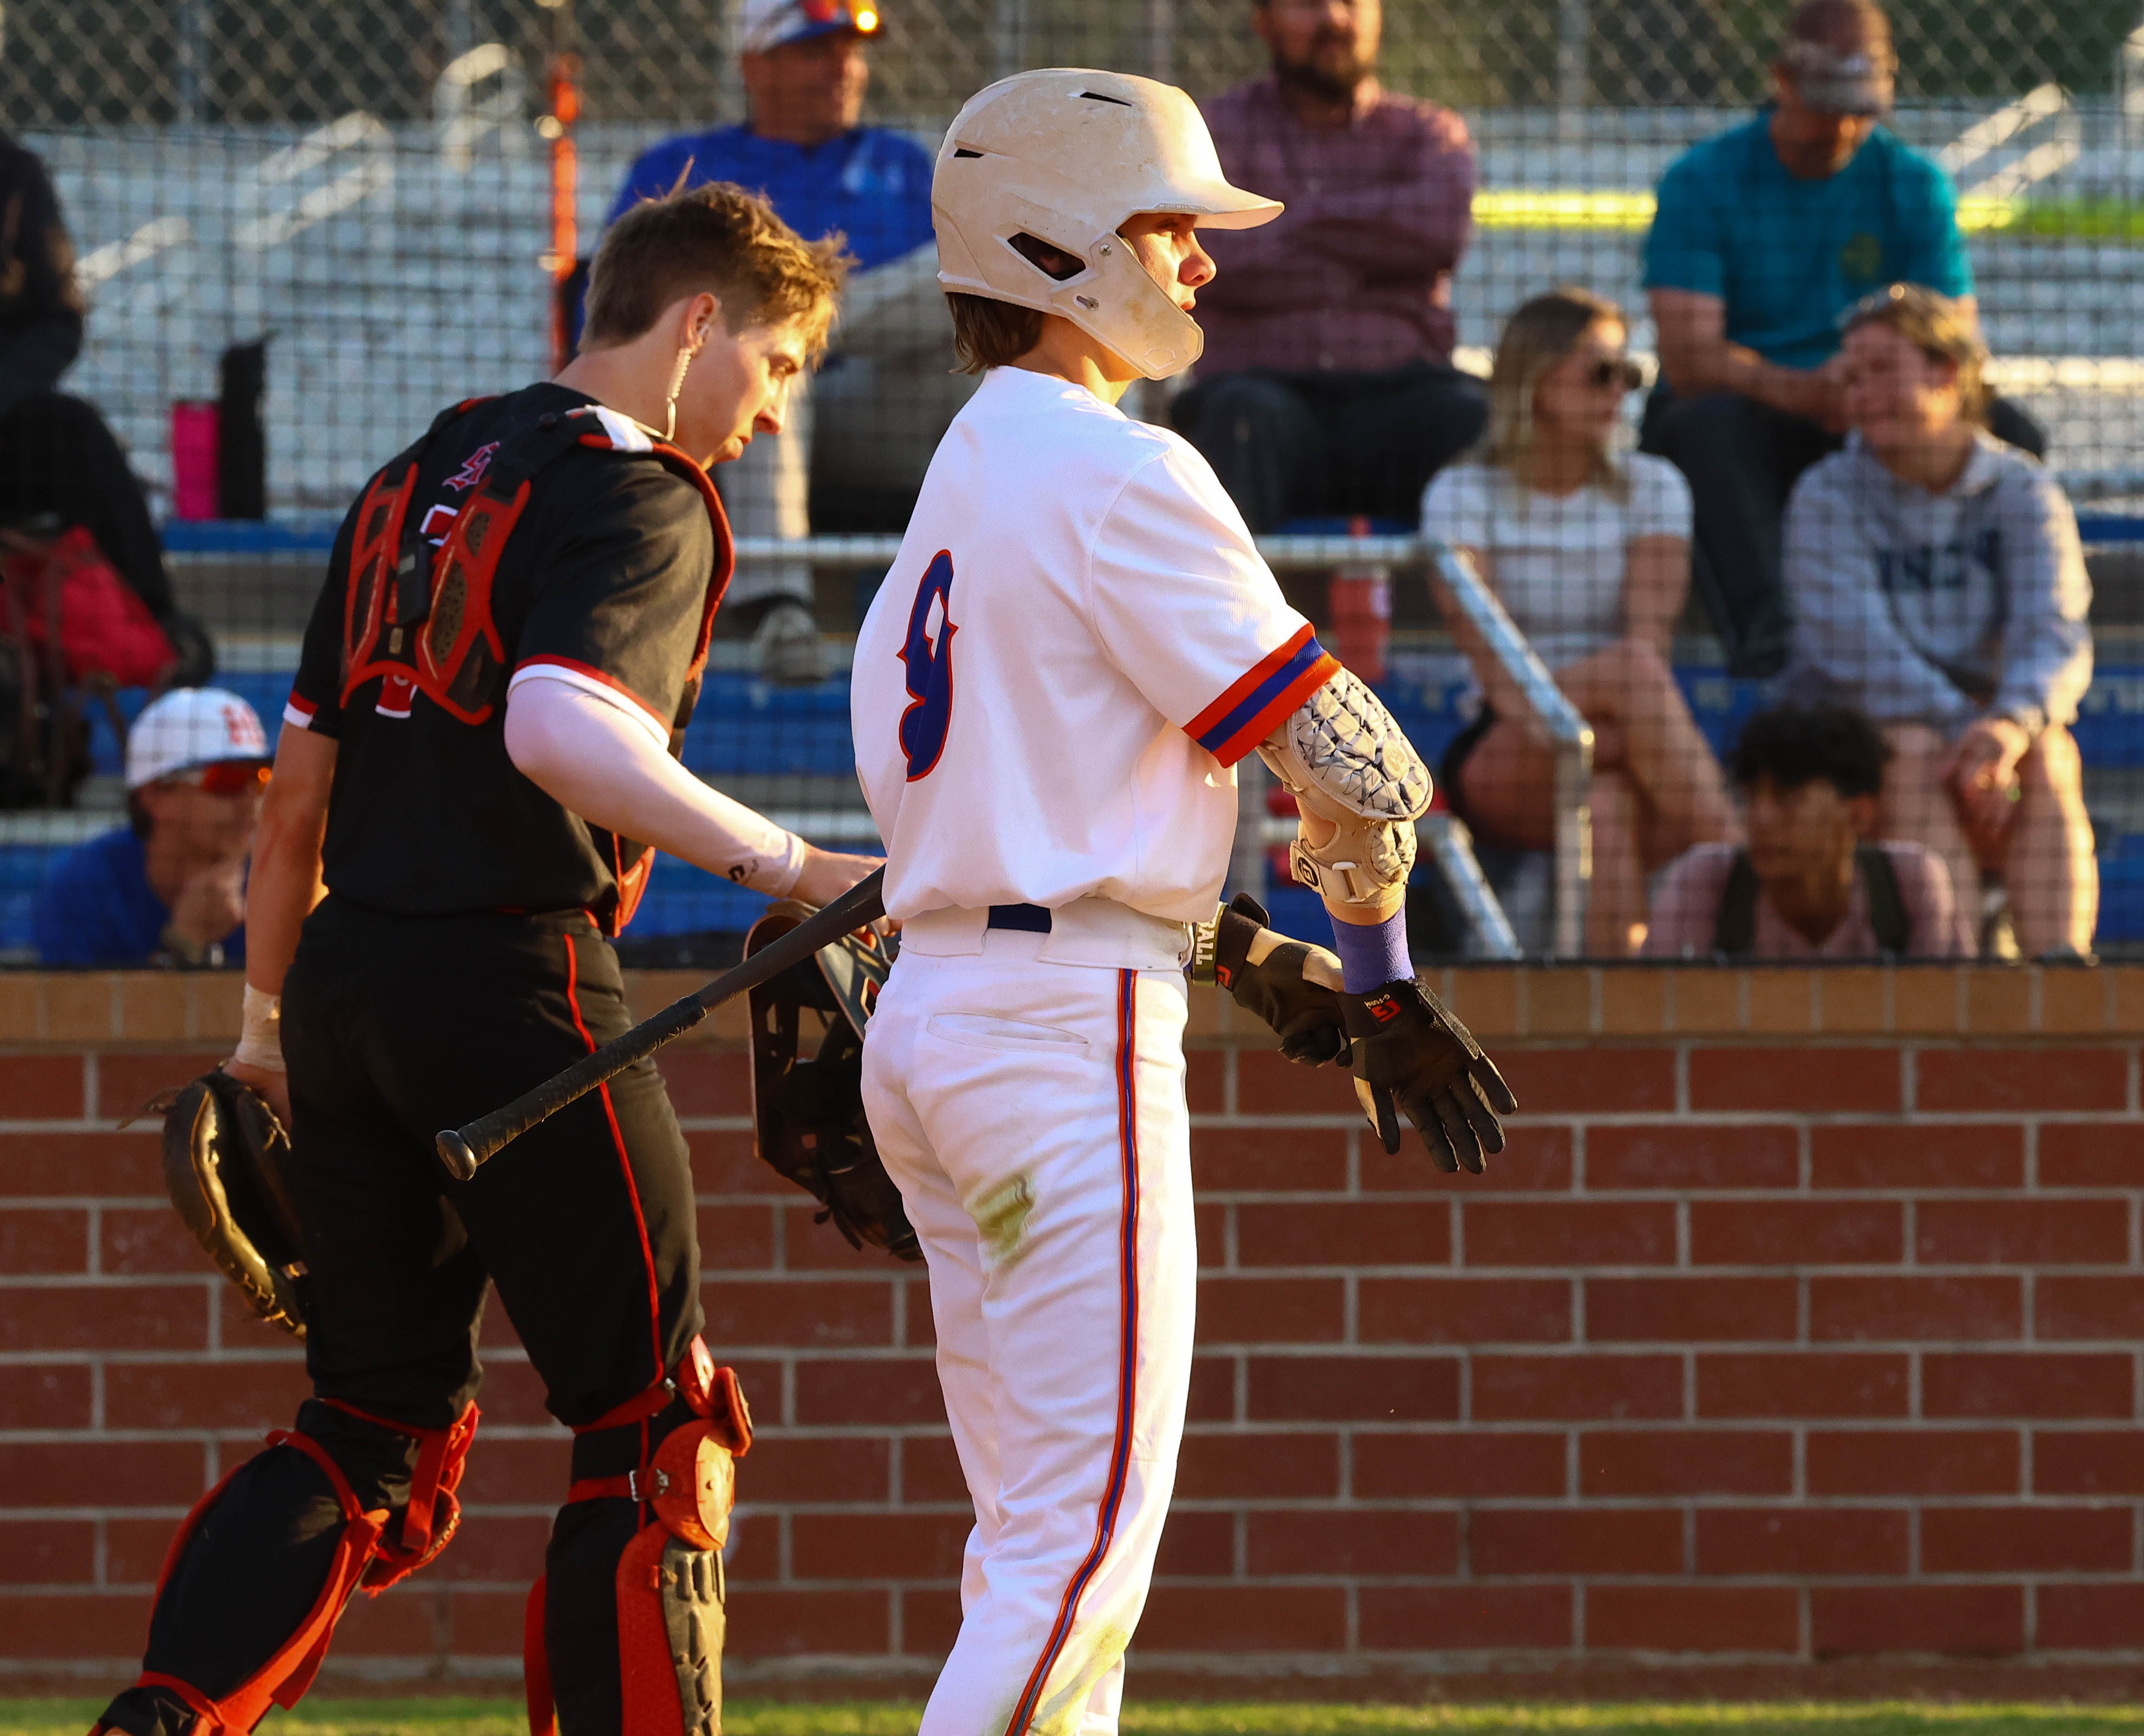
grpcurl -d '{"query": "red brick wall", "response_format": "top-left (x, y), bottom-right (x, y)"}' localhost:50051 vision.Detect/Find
top-left (2, 966), bottom-right (2140, 1694)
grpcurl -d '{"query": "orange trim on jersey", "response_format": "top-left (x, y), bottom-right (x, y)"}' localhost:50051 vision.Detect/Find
top-left (564, 932), bottom-right (668, 1392)
top-left (1184, 624), bottom-right (1341, 767)
top-left (513, 655), bottom-right (670, 729)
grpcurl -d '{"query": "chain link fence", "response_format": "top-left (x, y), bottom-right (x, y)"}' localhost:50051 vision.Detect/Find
top-left (4, 0), bottom-right (2143, 961)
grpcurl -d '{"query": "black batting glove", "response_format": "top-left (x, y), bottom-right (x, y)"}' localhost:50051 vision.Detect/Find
top-left (1206, 894), bottom-right (1349, 1067)
top-left (1343, 977), bottom-right (1519, 1174)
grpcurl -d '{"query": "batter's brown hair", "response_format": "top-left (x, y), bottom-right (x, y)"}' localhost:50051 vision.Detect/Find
top-left (947, 292), bottom-right (1046, 372)
top-left (582, 180), bottom-right (850, 354)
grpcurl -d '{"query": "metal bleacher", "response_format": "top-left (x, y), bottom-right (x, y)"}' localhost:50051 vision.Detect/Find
top-left (6, 506), bottom-right (2141, 962)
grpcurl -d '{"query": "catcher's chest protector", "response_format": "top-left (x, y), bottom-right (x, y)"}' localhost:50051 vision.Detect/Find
top-left (339, 398), bottom-right (732, 932)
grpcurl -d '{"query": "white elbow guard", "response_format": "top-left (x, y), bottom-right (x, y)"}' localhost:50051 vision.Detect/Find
top-left (1256, 668), bottom-right (1432, 905)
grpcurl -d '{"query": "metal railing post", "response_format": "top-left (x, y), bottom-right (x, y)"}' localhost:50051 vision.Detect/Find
top-left (1426, 544), bottom-right (1594, 958)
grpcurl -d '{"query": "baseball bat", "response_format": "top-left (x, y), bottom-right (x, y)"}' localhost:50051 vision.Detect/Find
top-left (435, 868), bottom-right (887, 1181)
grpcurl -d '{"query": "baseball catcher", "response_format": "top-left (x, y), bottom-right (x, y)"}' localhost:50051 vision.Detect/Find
top-left (92, 185), bottom-right (879, 1736)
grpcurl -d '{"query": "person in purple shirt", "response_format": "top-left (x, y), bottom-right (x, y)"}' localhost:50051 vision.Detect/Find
top-left (608, 0), bottom-right (948, 681)
top-left (1171, 0), bottom-right (1483, 532)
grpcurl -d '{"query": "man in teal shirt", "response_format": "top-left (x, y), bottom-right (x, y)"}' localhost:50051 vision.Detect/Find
top-left (1640, 0), bottom-right (2042, 676)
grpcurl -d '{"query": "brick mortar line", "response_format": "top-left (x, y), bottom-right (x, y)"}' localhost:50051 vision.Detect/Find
top-left (697, 1253), bottom-right (2141, 1267)
top-left (5, 1422), bottom-right (2126, 1444)
top-left (1176, 1110), bottom-right (2144, 1128)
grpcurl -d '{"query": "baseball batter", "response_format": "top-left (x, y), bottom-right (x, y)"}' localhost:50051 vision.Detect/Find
top-left (850, 69), bottom-right (1517, 1736)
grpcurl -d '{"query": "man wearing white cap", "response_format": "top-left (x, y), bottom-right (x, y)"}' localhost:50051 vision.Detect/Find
top-left (851, 69), bottom-right (1514, 1736)
top-left (606, 0), bottom-right (958, 681)
top-left (33, 687), bottom-right (269, 966)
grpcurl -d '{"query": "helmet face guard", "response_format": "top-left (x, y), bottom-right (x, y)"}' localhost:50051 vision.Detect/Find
top-left (932, 68), bottom-right (1283, 381)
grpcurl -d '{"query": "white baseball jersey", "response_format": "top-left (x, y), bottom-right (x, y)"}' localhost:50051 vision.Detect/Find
top-left (850, 365), bottom-right (1338, 923)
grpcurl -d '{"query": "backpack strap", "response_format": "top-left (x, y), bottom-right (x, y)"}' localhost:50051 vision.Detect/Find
top-left (1711, 849), bottom-right (1761, 959)
top-left (1857, 843), bottom-right (1912, 959)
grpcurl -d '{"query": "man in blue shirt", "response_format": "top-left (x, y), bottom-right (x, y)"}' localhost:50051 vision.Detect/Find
top-left (608, 0), bottom-right (951, 681)
top-left (1640, 0), bottom-right (2044, 676)
top-left (34, 687), bottom-right (270, 966)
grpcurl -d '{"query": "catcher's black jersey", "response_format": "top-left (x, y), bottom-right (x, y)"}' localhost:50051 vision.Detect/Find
top-left (287, 382), bottom-right (718, 923)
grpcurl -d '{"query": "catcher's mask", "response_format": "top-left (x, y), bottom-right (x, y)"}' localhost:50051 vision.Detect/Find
top-left (145, 1069), bottom-right (311, 1338)
top-left (745, 901), bottom-right (920, 1262)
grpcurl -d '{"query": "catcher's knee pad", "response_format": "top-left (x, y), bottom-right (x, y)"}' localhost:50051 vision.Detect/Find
top-left (111, 1401), bottom-right (477, 1734)
top-left (524, 1340), bottom-right (752, 1736)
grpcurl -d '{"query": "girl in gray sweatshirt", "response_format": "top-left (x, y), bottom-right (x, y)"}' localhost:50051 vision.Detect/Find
top-left (1779, 281), bottom-right (2096, 958)
top-left (1784, 429), bottom-right (2091, 737)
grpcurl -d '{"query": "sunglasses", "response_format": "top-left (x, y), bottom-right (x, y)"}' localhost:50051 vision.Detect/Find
top-left (1586, 356), bottom-right (1645, 391)
top-left (167, 760), bottom-right (272, 796)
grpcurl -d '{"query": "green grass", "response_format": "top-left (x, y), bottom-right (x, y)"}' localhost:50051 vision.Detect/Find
top-left (9, 1703), bottom-right (2144, 1736)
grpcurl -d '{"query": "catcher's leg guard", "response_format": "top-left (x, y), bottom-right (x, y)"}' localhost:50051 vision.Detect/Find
top-left (96, 1401), bottom-right (477, 1736)
top-left (523, 1341), bottom-right (751, 1736)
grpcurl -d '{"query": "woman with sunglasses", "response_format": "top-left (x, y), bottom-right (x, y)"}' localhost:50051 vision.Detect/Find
top-left (32, 685), bottom-right (272, 966)
top-left (1422, 287), bottom-right (1739, 956)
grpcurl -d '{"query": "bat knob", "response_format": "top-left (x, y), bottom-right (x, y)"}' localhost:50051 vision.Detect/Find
top-left (436, 1129), bottom-right (480, 1182)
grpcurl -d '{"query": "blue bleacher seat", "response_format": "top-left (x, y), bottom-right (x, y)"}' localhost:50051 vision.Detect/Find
top-left (2097, 836), bottom-right (2144, 943)
top-left (159, 519), bottom-right (341, 556)
top-left (31, 650), bottom-right (2144, 953)
top-left (0, 842), bottom-right (76, 955)
top-left (678, 673), bottom-right (858, 778)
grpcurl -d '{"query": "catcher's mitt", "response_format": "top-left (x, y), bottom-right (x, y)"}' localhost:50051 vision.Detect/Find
top-left (745, 901), bottom-right (921, 1262)
top-left (144, 1068), bottom-right (310, 1337)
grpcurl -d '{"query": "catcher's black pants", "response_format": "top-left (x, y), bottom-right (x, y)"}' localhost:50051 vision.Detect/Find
top-left (101, 897), bottom-right (706, 1736)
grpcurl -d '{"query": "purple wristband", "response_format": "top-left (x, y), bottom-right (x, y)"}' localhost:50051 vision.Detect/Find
top-left (1329, 907), bottom-right (1413, 994)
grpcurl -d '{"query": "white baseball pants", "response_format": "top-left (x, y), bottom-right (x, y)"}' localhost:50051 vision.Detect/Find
top-left (861, 927), bottom-right (1196, 1736)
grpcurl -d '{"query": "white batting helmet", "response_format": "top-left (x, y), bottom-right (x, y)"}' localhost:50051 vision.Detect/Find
top-left (931, 68), bottom-right (1282, 381)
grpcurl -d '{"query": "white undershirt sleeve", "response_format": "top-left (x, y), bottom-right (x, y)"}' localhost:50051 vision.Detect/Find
top-left (503, 673), bottom-right (808, 897)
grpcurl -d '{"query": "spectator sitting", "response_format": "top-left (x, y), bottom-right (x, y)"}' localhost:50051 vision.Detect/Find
top-left (1422, 288), bottom-right (1738, 959)
top-left (33, 688), bottom-right (269, 967)
top-left (1172, 0), bottom-right (1484, 532)
top-left (1639, 0), bottom-right (2046, 678)
top-left (0, 132), bottom-right (207, 679)
top-left (1783, 283), bottom-right (2095, 959)
top-left (607, 0), bottom-right (944, 680)
top-left (1646, 704), bottom-right (1970, 959)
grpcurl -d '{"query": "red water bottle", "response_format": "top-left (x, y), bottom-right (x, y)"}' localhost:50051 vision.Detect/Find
top-left (1327, 514), bottom-right (1390, 685)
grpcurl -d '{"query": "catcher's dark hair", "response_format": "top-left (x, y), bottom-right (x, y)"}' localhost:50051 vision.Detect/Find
top-left (1730, 704), bottom-right (1892, 800)
top-left (948, 291), bottom-right (1046, 373)
top-left (583, 180), bottom-right (850, 354)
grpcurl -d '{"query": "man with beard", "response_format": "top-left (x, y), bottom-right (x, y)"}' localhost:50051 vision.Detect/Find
top-left (1170, 0), bottom-right (1483, 532)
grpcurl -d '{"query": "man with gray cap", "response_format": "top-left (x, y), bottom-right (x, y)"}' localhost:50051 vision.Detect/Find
top-left (33, 686), bottom-right (269, 966)
top-left (608, 0), bottom-right (947, 681)
top-left (1640, 0), bottom-right (2045, 677)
